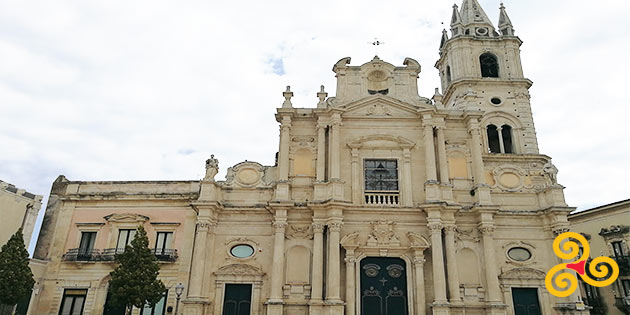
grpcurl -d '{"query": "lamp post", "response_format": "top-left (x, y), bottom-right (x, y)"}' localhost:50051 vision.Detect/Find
top-left (174, 282), bottom-right (184, 315)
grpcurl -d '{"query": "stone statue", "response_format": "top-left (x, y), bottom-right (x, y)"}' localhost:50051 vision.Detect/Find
top-left (543, 162), bottom-right (558, 185)
top-left (205, 155), bottom-right (219, 180)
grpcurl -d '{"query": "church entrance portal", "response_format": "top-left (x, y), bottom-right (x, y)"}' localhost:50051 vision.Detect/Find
top-left (360, 257), bottom-right (408, 315)
top-left (222, 284), bottom-right (252, 315)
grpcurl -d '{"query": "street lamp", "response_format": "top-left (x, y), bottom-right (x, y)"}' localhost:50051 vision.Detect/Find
top-left (174, 282), bottom-right (184, 315)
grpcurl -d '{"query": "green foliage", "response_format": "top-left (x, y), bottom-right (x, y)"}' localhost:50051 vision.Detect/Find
top-left (0, 229), bottom-right (35, 306)
top-left (107, 225), bottom-right (166, 312)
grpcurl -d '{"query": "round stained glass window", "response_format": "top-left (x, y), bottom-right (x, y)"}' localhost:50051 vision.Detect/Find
top-left (508, 247), bottom-right (532, 261)
top-left (230, 244), bottom-right (254, 258)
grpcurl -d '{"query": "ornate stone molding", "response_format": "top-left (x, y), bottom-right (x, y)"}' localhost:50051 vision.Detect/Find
top-left (104, 213), bottom-right (150, 223)
top-left (552, 227), bottom-right (570, 235)
top-left (499, 267), bottom-right (546, 280)
top-left (478, 225), bottom-right (496, 235)
top-left (407, 232), bottom-right (430, 249)
top-left (340, 232), bottom-right (360, 248)
top-left (312, 222), bottom-right (325, 233)
top-left (285, 225), bottom-right (313, 240)
top-left (327, 221), bottom-right (343, 232)
top-left (427, 222), bottom-right (443, 232)
top-left (367, 220), bottom-right (400, 247)
top-left (272, 221), bottom-right (288, 232)
top-left (443, 225), bottom-right (458, 234)
top-left (599, 225), bottom-right (629, 236)
top-left (214, 264), bottom-right (265, 276)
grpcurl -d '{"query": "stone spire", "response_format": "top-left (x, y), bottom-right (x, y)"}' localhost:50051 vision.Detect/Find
top-left (498, 3), bottom-right (515, 36)
top-left (450, 4), bottom-right (464, 36)
top-left (440, 29), bottom-right (449, 49)
top-left (459, 0), bottom-right (493, 26)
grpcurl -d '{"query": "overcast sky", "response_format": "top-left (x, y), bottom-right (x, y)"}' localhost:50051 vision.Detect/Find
top-left (1, 0), bottom-right (629, 254)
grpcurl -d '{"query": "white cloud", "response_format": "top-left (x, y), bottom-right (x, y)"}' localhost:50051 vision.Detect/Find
top-left (0, 0), bottom-right (629, 254)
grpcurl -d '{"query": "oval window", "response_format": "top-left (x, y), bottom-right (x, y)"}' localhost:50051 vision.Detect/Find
top-left (508, 247), bottom-right (532, 261)
top-left (230, 244), bottom-right (254, 258)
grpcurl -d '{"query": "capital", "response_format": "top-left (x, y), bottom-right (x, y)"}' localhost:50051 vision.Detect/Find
top-left (443, 225), bottom-right (458, 233)
top-left (427, 222), bottom-right (443, 232)
top-left (196, 221), bottom-right (215, 232)
top-left (413, 257), bottom-right (426, 265)
top-left (327, 221), bottom-right (343, 232)
top-left (273, 221), bottom-right (288, 231)
top-left (478, 225), bottom-right (495, 235)
top-left (312, 223), bottom-right (325, 233)
top-left (552, 227), bottom-right (570, 235)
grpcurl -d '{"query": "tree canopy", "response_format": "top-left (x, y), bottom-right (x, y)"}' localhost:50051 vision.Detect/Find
top-left (0, 228), bottom-right (35, 306)
top-left (107, 225), bottom-right (166, 314)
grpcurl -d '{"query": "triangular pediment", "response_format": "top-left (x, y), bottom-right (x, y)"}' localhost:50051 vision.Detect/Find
top-left (340, 96), bottom-right (425, 119)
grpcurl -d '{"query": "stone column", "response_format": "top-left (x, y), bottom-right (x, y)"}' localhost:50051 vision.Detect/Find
top-left (479, 225), bottom-right (502, 303)
top-left (467, 120), bottom-right (486, 186)
top-left (402, 148), bottom-right (413, 207)
top-left (326, 220), bottom-right (343, 302)
top-left (552, 227), bottom-right (582, 305)
top-left (269, 219), bottom-right (288, 303)
top-left (413, 254), bottom-right (427, 315)
top-left (311, 222), bottom-right (325, 301)
top-left (189, 220), bottom-right (212, 298)
top-left (428, 221), bottom-right (448, 303)
top-left (423, 119), bottom-right (437, 182)
top-left (497, 126), bottom-right (505, 154)
top-left (278, 117), bottom-right (292, 181)
top-left (436, 127), bottom-right (450, 184)
top-left (350, 147), bottom-right (361, 204)
top-left (345, 252), bottom-right (357, 315)
top-left (443, 225), bottom-right (461, 303)
top-left (330, 115), bottom-right (341, 180)
top-left (316, 124), bottom-right (326, 181)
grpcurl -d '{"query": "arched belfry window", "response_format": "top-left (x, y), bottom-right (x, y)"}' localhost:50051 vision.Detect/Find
top-left (487, 124), bottom-right (514, 153)
top-left (487, 125), bottom-right (501, 153)
top-left (501, 125), bottom-right (513, 153)
top-left (480, 53), bottom-right (499, 78)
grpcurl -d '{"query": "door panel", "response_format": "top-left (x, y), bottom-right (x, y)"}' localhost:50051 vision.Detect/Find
top-left (512, 288), bottom-right (541, 315)
top-left (361, 257), bottom-right (408, 315)
top-left (222, 284), bottom-right (252, 315)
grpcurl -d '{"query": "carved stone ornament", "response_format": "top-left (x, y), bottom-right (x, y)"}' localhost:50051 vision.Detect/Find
top-left (286, 225), bottom-right (313, 240)
top-left (599, 225), bottom-right (629, 236)
top-left (491, 164), bottom-right (530, 191)
top-left (478, 225), bottom-right (496, 235)
top-left (552, 227), bottom-right (570, 235)
top-left (427, 222), bottom-right (443, 233)
top-left (327, 221), bottom-right (343, 232)
top-left (214, 264), bottom-right (265, 276)
top-left (542, 162), bottom-right (559, 185)
top-left (499, 267), bottom-right (546, 280)
top-left (272, 221), bottom-right (288, 231)
top-left (366, 104), bottom-right (392, 116)
top-left (456, 228), bottom-right (481, 243)
top-left (291, 136), bottom-right (316, 148)
top-left (103, 213), bottom-right (150, 223)
top-left (312, 223), bottom-right (325, 233)
top-left (204, 154), bottom-right (219, 180)
top-left (367, 220), bottom-right (400, 247)
top-left (407, 232), bottom-right (430, 249)
top-left (340, 232), bottom-right (360, 248)
top-left (224, 161), bottom-right (272, 188)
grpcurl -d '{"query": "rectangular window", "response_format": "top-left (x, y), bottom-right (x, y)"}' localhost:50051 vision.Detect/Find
top-left (140, 290), bottom-right (167, 315)
top-left (116, 229), bottom-right (137, 252)
top-left (154, 232), bottom-right (173, 255)
top-left (59, 289), bottom-right (87, 315)
top-left (78, 232), bottom-right (96, 259)
top-left (623, 280), bottom-right (630, 297)
top-left (612, 241), bottom-right (624, 258)
top-left (363, 159), bottom-right (399, 206)
top-left (364, 160), bottom-right (398, 191)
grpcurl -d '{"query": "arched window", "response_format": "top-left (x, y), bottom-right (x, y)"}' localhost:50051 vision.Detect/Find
top-left (487, 124), bottom-right (515, 153)
top-left (501, 125), bottom-right (513, 153)
top-left (480, 53), bottom-right (499, 78)
top-left (487, 125), bottom-right (501, 153)
top-left (446, 66), bottom-right (452, 84)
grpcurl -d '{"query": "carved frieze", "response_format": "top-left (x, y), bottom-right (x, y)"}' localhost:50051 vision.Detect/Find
top-left (285, 225), bottom-right (313, 240)
top-left (367, 220), bottom-right (400, 247)
top-left (214, 264), bottom-right (265, 276)
top-left (499, 267), bottom-right (546, 280)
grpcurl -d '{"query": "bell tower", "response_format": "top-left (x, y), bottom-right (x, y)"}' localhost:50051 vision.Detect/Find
top-left (436, 0), bottom-right (539, 154)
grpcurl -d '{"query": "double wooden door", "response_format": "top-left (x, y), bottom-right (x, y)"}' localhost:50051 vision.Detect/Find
top-left (360, 257), bottom-right (408, 315)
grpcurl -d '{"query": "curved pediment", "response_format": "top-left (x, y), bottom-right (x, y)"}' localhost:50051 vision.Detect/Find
top-left (214, 264), bottom-right (265, 276)
top-left (348, 134), bottom-right (415, 150)
top-left (103, 213), bottom-right (150, 223)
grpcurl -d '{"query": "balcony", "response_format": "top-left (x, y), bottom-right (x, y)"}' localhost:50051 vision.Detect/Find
top-left (612, 255), bottom-right (630, 275)
top-left (614, 297), bottom-right (630, 314)
top-left (364, 191), bottom-right (399, 206)
top-left (63, 248), bottom-right (178, 262)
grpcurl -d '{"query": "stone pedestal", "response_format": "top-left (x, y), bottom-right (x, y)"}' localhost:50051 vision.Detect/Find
top-left (266, 302), bottom-right (284, 315)
top-left (431, 302), bottom-right (450, 315)
top-left (182, 299), bottom-right (211, 315)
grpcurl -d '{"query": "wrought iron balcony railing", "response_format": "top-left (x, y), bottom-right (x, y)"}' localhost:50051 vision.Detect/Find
top-left (63, 248), bottom-right (178, 262)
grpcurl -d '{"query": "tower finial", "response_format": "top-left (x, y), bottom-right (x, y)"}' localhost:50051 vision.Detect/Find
top-left (498, 2), bottom-right (515, 36)
top-left (440, 29), bottom-right (449, 49)
top-left (450, 3), bottom-right (463, 36)
top-left (459, 0), bottom-right (495, 34)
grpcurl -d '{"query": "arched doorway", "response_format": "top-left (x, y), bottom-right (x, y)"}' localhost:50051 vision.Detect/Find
top-left (360, 257), bottom-right (408, 315)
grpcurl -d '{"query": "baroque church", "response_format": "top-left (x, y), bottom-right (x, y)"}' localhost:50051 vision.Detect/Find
top-left (29, 1), bottom-right (587, 315)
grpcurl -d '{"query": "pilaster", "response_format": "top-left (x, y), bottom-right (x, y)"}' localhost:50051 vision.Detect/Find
top-left (326, 219), bottom-right (343, 303)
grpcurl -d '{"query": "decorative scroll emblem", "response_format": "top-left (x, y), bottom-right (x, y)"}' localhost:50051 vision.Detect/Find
top-left (388, 287), bottom-right (404, 297)
top-left (545, 232), bottom-right (619, 297)
top-left (386, 264), bottom-right (404, 278)
top-left (364, 286), bottom-right (380, 296)
top-left (363, 264), bottom-right (381, 277)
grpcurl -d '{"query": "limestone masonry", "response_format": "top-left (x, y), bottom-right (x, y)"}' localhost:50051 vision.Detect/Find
top-left (29, 1), bottom-right (596, 315)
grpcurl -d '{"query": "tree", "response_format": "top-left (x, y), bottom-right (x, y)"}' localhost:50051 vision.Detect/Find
top-left (0, 229), bottom-right (35, 307)
top-left (107, 225), bottom-right (166, 315)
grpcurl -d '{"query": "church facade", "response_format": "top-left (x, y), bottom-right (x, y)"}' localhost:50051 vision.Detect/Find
top-left (29, 1), bottom-right (588, 315)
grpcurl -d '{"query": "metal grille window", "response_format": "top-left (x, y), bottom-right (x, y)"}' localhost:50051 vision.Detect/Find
top-left (364, 160), bottom-right (398, 191)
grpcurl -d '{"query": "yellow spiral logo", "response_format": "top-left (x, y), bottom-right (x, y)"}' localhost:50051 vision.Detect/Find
top-left (545, 232), bottom-right (619, 298)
